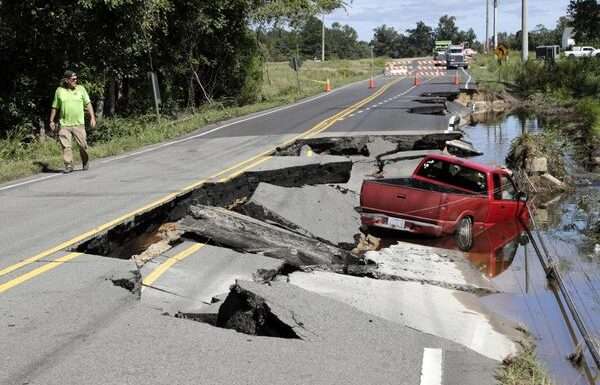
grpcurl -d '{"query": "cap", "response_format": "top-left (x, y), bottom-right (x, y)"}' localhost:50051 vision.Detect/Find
top-left (63, 70), bottom-right (77, 79)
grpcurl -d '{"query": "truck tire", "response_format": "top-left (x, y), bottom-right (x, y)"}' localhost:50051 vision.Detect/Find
top-left (455, 217), bottom-right (473, 251)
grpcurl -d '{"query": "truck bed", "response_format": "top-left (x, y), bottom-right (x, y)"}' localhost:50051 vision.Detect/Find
top-left (367, 177), bottom-right (480, 195)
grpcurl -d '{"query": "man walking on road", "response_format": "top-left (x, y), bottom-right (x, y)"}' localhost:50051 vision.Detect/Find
top-left (49, 70), bottom-right (96, 173)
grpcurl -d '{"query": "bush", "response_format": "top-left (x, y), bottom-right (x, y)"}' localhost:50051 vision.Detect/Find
top-left (576, 98), bottom-right (600, 135)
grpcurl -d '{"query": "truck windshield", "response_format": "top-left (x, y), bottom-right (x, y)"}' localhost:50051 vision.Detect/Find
top-left (449, 48), bottom-right (462, 54)
top-left (417, 159), bottom-right (487, 194)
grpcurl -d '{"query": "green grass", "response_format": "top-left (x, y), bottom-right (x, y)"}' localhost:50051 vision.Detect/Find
top-left (470, 52), bottom-right (524, 93)
top-left (0, 58), bottom-right (385, 184)
top-left (496, 341), bottom-right (553, 385)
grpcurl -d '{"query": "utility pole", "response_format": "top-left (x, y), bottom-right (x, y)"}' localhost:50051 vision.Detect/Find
top-left (493, 0), bottom-right (498, 49)
top-left (321, 14), bottom-right (325, 62)
top-left (485, 0), bottom-right (489, 52)
top-left (522, 0), bottom-right (528, 61)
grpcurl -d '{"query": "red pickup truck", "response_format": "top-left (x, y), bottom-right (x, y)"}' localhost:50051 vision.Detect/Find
top-left (359, 154), bottom-right (529, 250)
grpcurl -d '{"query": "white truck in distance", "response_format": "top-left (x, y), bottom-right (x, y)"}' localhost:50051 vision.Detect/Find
top-left (564, 46), bottom-right (600, 58)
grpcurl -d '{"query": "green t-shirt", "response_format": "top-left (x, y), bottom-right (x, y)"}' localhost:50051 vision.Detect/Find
top-left (51, 85), bottom-right (91, 127)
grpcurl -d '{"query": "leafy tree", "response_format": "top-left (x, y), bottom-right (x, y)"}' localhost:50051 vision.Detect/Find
top-left (435, 15), bottom-right (459, 41)
top-left (567, 0), bottom-right (600, 42)
top-left (371, 25), bottom-right (401, 57)
top-left (0, 0), bottom-right (349, 136)
top-left (406, 21), bottom-right (434, 56)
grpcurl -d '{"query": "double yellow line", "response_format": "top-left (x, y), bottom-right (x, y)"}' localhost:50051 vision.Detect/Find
top-left (0, 76), bottom-right (405, 293)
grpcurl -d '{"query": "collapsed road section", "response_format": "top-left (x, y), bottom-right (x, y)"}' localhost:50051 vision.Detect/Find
top-left (70, 131), bottom-right (527, 374)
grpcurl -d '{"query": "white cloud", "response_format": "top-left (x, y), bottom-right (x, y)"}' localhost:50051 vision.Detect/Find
top-left (327, 0), bottom-right (570, 41)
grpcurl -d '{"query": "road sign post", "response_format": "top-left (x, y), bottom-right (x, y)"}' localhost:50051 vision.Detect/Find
top-left (289, 56), bottom-right (303, 92)
top-left (147, 71), bottom-right (161, 122)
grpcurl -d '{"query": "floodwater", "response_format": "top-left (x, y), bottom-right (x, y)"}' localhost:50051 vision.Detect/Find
top-left (470, 114), bottom-right (600, 385)
top-left (399, 114), bottom-right (600, 384)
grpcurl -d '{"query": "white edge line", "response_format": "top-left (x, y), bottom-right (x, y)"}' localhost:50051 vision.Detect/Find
top-left (0, 75), bottom-right (387, 193)
top-left (0, 174), bottom-right (60, 192)
top-left (420, 348), bottom-right (442, 385)
top-left (461, 67), bottom-right (472, 89)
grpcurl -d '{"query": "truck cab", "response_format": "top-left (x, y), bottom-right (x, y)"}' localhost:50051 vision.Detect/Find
top-left (446, 45), bottom-right (468, 69)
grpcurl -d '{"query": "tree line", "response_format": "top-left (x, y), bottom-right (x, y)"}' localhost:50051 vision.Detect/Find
top-left (0, 0), bottom-right (344, 136)
top-left (371, 15), bottom-right (479, 58)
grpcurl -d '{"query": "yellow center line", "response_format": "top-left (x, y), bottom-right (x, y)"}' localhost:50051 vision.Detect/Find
top-left (0, 76), bottom-right (406, 287)
top-left (219, 156), bottom-right (273, 182)
top-left (0, 252), bottom-right (82, 294)
top-left (143, 243), bottom-right (205, 287)
top-left (305, 77), bottom-right (403, 138)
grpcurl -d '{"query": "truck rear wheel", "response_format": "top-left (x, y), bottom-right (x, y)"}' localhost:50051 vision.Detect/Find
top-left (455, 217), bottom-right (473, 251)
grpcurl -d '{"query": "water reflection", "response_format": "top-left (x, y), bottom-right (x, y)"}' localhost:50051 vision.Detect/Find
top-left (380, 220), bottom-right (527, 278)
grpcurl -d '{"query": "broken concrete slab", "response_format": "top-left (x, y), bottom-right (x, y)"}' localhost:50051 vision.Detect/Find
top-left (26, 278), bottom-right (500, 385)
top-left (288, 133), bottom-right (463, 154)
top-left (380, 149), bottom-right (442, 163)
top-left (408, 104), bottom-right (446, 115)
top-left (244, 154), bottom-right (353, 186)
top-left (527, 157), bottom-right (548, 174)
top-left (274, 137), bottom-right (370, 156)
top-left (540, 173), bottom-right (567, 191)
top-left (364, 241), bottom-right (497, 293)
top-left (338, 156), bottom-right (380, 194)
top-left (238, 182), bottom-right (361, 248)
top-left (365, 136), bottom-right (400, 158)
top-left (217, 283), bottom-right (301, 339)
top-left (445, 139), bottom-right (483, 156)
top-left (140, 242), bottom-right (286, 313)
top-left (178, 205), bottom-right (357, 266)
top-left (379, 158), bottom-right (424, 178)
top-left (288, 271), bottom-right (519, 361)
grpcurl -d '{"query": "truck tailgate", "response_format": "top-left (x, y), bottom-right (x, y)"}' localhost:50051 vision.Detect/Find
top-left (360, 179), bottom-right (442, 222)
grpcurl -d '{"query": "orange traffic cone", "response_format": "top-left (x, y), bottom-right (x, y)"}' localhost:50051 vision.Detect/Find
top-left (414, 72), bottom-right (421, 86)
top-left (324, 78), bottom-right (332, 92)
top-left (453, 71), bottom-right (460, 85)
top-left (368, 78), bottom-right (376, 89)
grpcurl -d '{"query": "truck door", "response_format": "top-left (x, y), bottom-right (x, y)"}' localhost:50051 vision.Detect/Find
top-left (487, 172), bottom-right (519, 222)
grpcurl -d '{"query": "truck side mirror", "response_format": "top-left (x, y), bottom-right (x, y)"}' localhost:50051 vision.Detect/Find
top-left (517, 191), bottom-right (528, 202)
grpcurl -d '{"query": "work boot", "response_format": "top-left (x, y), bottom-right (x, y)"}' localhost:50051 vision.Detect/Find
top-left (64, 164), bottom-right (73, 174)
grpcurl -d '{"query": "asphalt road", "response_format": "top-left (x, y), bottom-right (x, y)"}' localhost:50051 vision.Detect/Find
top-left (0, 62), bottom-right (492, 385)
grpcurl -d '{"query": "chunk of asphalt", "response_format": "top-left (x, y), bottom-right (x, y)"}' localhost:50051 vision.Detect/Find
top-left (445, 139), bottom-right (483, 156)
top-left (245, 154), bottom-right (353, 186)
top-left (408, 104), bottom-right (447, 115)
top-left (288, 271), bottom-right (520, 361)
top-left (364, 241), bottom-right (497, 293)
top-left (216, 282), bottom-right (301, 339)
top-left (140, 242), bottom-right (286, 314)
top-left (339, 156), bottom-right (380, 194)
top-left (365, 137), bottom-right (399, 158)
top-left (24, 277), bottom-right (500, 385)
top-left (178, 205), bottom-right (358, 266)
top-left (379, 149), bottom-right (442, 164)
top-left (379, 158), bottom-right (424, 178)
top-left (239, 182), bottom-right (361, 248)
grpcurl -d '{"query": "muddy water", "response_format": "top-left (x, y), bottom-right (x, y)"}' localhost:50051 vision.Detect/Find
top-left (396, 115), bottom-right (600, 384)
top-left (470, 115), bottom-right (600, 385)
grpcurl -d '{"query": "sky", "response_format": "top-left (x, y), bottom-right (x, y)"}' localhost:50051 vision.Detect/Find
top-left (327, 0), bottom-right (571, 42)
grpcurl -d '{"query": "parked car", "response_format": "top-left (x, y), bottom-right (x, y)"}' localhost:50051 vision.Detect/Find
top-left (446, 45), bottom-right (468, 69)
top-left (563, 46), bottom-right (600, 58)
top-left (359, 154), bottom-right (529, 251)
